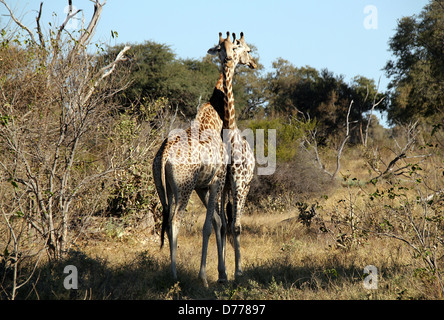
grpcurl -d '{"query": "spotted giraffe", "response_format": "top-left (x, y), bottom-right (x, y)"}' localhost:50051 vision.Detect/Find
top-left (152, 74), bottom-right (228, 286)
top-left (208, 32), bottom-right (257, 279)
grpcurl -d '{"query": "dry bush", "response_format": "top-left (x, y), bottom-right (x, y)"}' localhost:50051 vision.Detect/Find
top-left (248, 149), bottom-right (334, 212)
top-left (102, 99), bottom-right (175, 232)
top-left (0, 0), bottom-right (164, 299)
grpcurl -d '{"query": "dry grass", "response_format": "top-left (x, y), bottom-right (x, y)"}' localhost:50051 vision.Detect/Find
top-left (20, 198), bottom-right (429, 300)
top-left (4, 136), bottom-right (442, 300)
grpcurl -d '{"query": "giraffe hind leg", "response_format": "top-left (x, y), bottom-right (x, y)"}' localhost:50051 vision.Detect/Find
top-left (212, 209), bottom-right (227, 283)
top-left (232, 191), bottom-right (248, 280)
top-left (198, 182), bottom-right (227, 287)
top-left (197, 187), bottom-right (228, 283)
top-left (165, 167), bottom-right (194, 282)
top-left (160, 181), bottom-right (173, 249)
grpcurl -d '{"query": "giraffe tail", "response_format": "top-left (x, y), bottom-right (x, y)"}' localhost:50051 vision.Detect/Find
top-left (226, 200), bottom-right (235, 248)
top-left (160, 148), bottom-right (169, 249)
top-left (160, 206), bottom-right (168, 248)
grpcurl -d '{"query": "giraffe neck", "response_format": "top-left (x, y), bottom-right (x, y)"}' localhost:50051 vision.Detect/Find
top-left (222, 61), bottom-right (237, 130)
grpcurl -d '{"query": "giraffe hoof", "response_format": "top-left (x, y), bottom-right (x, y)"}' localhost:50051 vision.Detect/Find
top-left (199, 273), bottom-right (209, 287)
top-left (218, 271), bottom-right (228, 283)
top-left (201, 278), bottom-right (209, 288)
top-left (235, 271), bottom-right (244, 281)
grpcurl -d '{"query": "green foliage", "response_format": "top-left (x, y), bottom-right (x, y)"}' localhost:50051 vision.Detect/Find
top-left (247, 116), bottom-right (315, 162)
top-left (246, 116), bottom-right (333, 211)
top-left (105, 42), bottom-right (219, 117)
top-left (105, 100), bottom-right (163, 225)
top-left (265, 59), bottom-right (385, 141)
top-left (365, 163), bottom-right (444, 294)
top-left (384, 1), bottom-right (444, 124)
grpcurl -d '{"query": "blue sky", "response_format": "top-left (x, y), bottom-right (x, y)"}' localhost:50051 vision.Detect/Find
top-left (2, 0), bottom-right (429, 124)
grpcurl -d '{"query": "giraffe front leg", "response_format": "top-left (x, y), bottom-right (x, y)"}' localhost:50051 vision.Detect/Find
top-left (232, 192), bottom-right (246, 280)
top-left (233, 222), bottom-right (243, 279)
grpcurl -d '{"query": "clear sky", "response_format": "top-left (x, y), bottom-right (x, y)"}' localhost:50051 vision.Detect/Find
top-left (2, 0), bottom-right (429, 125)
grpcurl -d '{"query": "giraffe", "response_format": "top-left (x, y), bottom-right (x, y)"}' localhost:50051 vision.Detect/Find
top-left (207, 32), bottom-right (257, 280)
top-left (152, 75), bottom-right (227, 287)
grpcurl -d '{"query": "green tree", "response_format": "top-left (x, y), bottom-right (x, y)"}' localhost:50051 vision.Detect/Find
top-left (384, 0), bottom-right (444, 124)
top-left (265, 59), bottom-right (384, 142)
top-left (106, 41), bottom-right (264, 120)
top-left (107, 41), bottom-right (219, 117)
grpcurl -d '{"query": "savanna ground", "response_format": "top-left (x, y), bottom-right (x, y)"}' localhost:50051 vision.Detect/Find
top-left (20, 145), bottom-right (443, 300)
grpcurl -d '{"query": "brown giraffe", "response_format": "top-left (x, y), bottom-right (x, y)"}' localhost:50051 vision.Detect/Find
top-left (152, 75), bottom-right (227, 287)
top-left (208, 32), bottom-right (257, 279)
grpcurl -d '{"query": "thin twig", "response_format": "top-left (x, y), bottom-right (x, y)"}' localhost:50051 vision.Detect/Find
top-left (0, 0), bottom-right (37, 44)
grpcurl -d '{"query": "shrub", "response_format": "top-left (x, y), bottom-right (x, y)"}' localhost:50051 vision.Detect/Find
top-left (248, 149), bottom-right (333, 211)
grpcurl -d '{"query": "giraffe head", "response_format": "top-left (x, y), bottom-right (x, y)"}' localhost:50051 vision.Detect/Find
top-left (207, 31), bottom-right (257, 69)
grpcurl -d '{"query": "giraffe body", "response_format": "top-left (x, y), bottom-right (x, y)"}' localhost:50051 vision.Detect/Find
top-left (153, 78), bottom-right (228, 286)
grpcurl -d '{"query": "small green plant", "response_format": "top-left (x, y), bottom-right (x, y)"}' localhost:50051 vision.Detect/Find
top-left (165, 281), bottom-right (182, 300)
top-left (104, 219), bottom-right (125, 239)
top-left (297, 202), bottom-right (317, 227)
top-left (323, 268), bottom-right (338, 280)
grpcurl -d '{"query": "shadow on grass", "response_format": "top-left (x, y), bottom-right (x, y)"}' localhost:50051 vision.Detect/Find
top-left (10, 249), bottom-right (404, 300)
top-left (16, 249), bottom-right (215, 300)
top-left (213, 260), bottom-right (366, 299)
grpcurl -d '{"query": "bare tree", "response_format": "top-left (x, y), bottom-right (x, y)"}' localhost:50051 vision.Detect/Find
top-left (362, 77), bottom-right (386, 147)
top-left (301, 100), bottom-right (355, 181)
top-left (0, 0), bottom-right (131, 263)
top-left (367, 120), bottom-right (434, 182)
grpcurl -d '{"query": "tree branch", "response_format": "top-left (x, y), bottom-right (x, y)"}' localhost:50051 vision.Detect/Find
top-left (332, 100), bottom-right (354, 179)
top-left (35, 2), bottom-right (45, 48)
top-left (75, 0), bottom-right (106, 50)
top-left (0, 0), bottom-right (37, 45)
top-left (370, 120), bottom-right (419, 182)
top-left (52, 0), bottom-right (83, 61)
top-left (81, 45), bottom-right (130, 106)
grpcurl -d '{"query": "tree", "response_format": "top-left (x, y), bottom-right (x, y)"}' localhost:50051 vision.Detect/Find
top-left (107, 42), bottom-right (220, 118)
top-left (265, 59), bottom-right (385, 142)
top-left (0, 0), bottom-right (131, 264)
top-left (384, 0), bottom-right (444, 124)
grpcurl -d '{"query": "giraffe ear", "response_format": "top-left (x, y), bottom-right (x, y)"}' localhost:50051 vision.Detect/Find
top-left (208, 32), bottom-right (224, 55)
top-left (207, 45), bottom-right (220, 55)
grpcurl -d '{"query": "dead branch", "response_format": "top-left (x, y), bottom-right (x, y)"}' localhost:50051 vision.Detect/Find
top-left (363, 77), bottom-right (386, 147)
top-left (35, 2), bottom-right (45, 48)
top-left (81, 45), bottom-right (130, 106)
top-left (52, 0), bottom-right (83, 56)
top-left (0, 0), bottom-right (37, 45)
top-left (332, 100), bottom-right (354, 179)
top-left (75, 0), bottom-right (105, 49)
top-left (370, 120), bottom-right (419, 182)
top-left (300, 100), bottom-right (354, 180)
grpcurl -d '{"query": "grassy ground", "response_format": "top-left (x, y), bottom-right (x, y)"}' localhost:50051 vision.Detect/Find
top-left (27, 198), bottom-right (430, 300)
top-left (7, 147), bottom-right (442, 300)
